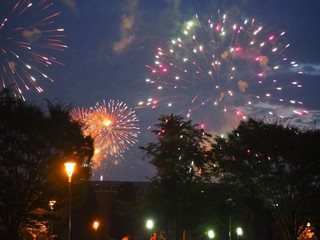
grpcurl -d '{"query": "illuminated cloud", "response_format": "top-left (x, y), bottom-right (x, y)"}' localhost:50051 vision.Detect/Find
top-left (236, 101), bottom-right (318, 130)
top-left (113, 15), bottom-right (136, 53)
top-left (298, 63), bottom-right (320, 76)
top-left (166, 0), bottom-right (181, 9)
top-left (61, 0), bottom-right (76, 10)
top-left (272, 63), bottom-right (320, 76)
top-left (113, 0), bottom-right (139, 53)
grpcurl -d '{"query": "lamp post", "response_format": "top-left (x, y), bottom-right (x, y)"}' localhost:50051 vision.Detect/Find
top-left (93, 220), bottom-right (100, 240)
top-left (236, 227), bottom-right (243, 240)
top-left (226, 198), bottom-right (234, 240)
top-left (208, 230), bottom-right (215, 239)
top-left (65, 162), bottom-right (75, 240)
top-left (49, 200), bottom-right (56, 239)
top-left (146, 219), bottom-right (154, 238)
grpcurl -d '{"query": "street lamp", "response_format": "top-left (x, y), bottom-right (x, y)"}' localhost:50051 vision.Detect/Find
top-left (49, 200), bottom-right (56, 239)
top-left (93, 220), bottom-right (100, 240)
top-left (236, 227), bottom-right (243, 240)
top-left (49, 200), bottom-right (56, 210)
top-left (146, 219), bottom-right (154, 237)
top-left (208, 230), bottom-right (215, 239)
top-left (65, 162), bottom-right (75, 240)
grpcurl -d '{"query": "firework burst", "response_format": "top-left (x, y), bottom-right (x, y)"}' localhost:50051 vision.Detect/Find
top-left (71, 100), bottom-right (140, 169)
top-left (138, 10), bottom-right (307, 130)
top-left (0, 0), bottom-right (67, 100)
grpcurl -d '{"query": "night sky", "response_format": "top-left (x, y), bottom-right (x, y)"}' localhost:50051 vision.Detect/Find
top-left (1, 0), bottom-right (320, 181)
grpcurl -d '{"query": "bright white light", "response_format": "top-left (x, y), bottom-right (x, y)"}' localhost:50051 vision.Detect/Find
top-left (208, 230), bottom-right (215, 239)
top-left (237, 227), bottom-right (243, 236)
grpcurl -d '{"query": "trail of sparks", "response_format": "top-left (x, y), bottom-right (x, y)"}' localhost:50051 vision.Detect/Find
top-left (71, 100), bottom-right (140, 169)
top-left (138, 10), bottom-right (307, 129)
top-left (0, 0), bottom-right (67, 100)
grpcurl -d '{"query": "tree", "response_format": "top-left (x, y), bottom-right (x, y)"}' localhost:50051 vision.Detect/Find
top-left (111, 182), bottom-right (141, 239)
top-left (211, 117), bottom-right (320, 240)
top-left (140, 114), bottom-right (213, 183)
top-left (0, 89), bottom-right (94, 240)
top-left (140, 114), bottom-right (213, 240)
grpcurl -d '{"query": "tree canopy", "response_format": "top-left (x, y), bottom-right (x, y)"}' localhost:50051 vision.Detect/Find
top-left (140, 114), bottom-right (213, 184)
top-left (140, 114), bottom-right (214, 240)
top-left (0, 89), bottom-right (94, 240)
top-left (211, 117), bottom-right (320, 240)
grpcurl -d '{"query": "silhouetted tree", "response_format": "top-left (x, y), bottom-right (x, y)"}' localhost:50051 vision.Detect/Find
top-left (140, 114), bottom-right (213, 183)
top-left (111, 182), bottom-right (141, 239)
top-left (0, 89), bottom-right (94, 240)
top-left (211, 117), bottom-right (320, 240)
top-left (140, 114), bottom-right (213, 240)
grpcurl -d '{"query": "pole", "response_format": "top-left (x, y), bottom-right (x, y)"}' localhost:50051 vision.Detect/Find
top-left (51, 221), bottom-right (53, 239)
top-left (93, 221), bottom-right (100, 240)
top-left (228, 215), bottom-right (231, 240)
top-left (65, 162), bottom-right (75, 240)
top-left (68, 176), bottom-right (72, 240)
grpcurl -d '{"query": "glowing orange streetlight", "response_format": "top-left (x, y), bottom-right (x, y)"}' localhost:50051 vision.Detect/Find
top-left (65, 162), bottom-right (76, 182)
top-left (49, 200), bottom-right (56, 239)
top-left (49, 200), bottom-right (56, 210)
top-left (65, 162), bottom-right (75, 240)
top-left (93, 220), bottom-right (100, 240)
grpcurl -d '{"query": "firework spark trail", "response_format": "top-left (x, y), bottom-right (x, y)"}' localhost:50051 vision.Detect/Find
top-left (71, 100), bottom-right (140, 169)
top-left (0, 0), bottom-right (67, 100)
top-left (138, 10), bottom-right (308, 130)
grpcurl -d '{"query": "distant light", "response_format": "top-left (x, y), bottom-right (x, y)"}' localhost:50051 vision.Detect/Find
top-left (146, 219), bottom-right (154, 230)
top-left (93, 221), bottom-right (100, 230)
top-left (208, 230), bottom-right (215, 239)
top-left (236, 227), bottom-right (243, 236)
top-left (64, 162), bottom-right (76, 178)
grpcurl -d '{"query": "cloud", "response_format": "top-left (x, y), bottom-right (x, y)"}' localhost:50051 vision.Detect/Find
top-left (286, 110), bottom-right (320, 129)
top-left (126, 0), bottom-right (139, 9)
top-left (121, 15), bottom-right (135, 30)
top-left (273, 62), bottom-right (320, 76)
top-left (113, 0), bottom-right (139, 53)
top-left (236, 101), bottom-right (319, 130)
top-left (297, 63), bottom-right (320, 76)
top-left (113, 15), bottom-right (136, 53)
top-left (60, 0), bottom-right (76, 10)
top-left (201, 99), bottom-right (319, 136)
top-left (165, 0), bottom-right (181, 10)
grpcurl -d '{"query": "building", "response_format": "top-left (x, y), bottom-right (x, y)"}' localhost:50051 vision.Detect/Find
top-left (89, 181), bottom-right (153, 240)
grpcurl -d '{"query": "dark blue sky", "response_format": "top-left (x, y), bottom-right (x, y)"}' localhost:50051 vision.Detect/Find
top-left (2, 0), bottom-right (320, 181)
